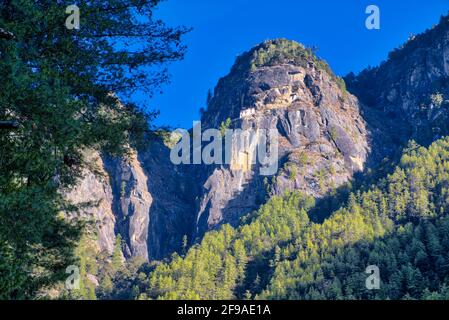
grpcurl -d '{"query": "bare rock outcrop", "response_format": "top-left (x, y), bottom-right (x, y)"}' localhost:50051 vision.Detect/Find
top-left (346, 15), bottom-right (449, 155)
top-left (63, 16), bottom-right (449, 268)
top-left (64, 151), bottom-right (117, 256)
top-left (195, 39), bottom-right (369, 237)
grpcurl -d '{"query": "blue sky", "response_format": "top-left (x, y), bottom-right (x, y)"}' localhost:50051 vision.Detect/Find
top-left (146, 0), bottom-right (449, 128)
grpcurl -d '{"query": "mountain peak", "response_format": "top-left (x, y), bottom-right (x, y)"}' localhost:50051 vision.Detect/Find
top-left (231, 38), bottom-right (335, 77)
top-left (345, 11), bottom-right (449, 148)
top-left (203, 38), bottom-right (349, 130)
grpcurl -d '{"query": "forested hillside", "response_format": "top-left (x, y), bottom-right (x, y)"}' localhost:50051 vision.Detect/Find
top-left (111, 138), bottom-right (449, 300)
top-left (2, 1), bottom-right (449, 302)
top-left (0, 0), bottom-right (188, 299)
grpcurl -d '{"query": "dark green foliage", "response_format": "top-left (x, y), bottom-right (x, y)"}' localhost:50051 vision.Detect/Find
top-left (127, 137), bottom-right (449, 300)
top-left (135, 192), bottom-right (314, 299)
top-left (251, 39), bottom-right (314, 70)
top-left (0, 0), bottom-right (188, 299)
top-left (112, 235), bottom-right (124, 272)
top-left (219, 118), bottom-right (232, 136)
top-left (262, 138), bottom-right (449, 299)
top-left (97, 257), bottom-right (149, 300)
top-left (232, 39), bottom-right (347, 96)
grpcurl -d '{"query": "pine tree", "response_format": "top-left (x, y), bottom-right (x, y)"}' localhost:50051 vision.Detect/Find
top-left (100, 274), bottom-right (113, 297)
top-left (138, 138), bottom-right (449, 300)
top-left (182, 235), bottom-right (188, 256)
top-left (112, 234), bottom-right (124, 272)
top-left (0, 0), bottom-right (188, 298)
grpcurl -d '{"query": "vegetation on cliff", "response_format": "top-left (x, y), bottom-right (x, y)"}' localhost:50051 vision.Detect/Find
top-left (108, 138), bottom-right (449, 300)
top-left (230, 39), bottom-right (347, 95)
top-left (0, 0), bottom-right (188, 299)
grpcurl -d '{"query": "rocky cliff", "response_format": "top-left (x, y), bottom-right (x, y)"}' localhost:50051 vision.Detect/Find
top-left (67, 39), bottom-right (370, 261)
top-left (67, 15), bottom-right (449, 264)
top-left (195, 39), bottom-right (369, 237)
top-left (67, 140), bottom-right (195, 261)
top-left (346, 15), bottom-right (449, 156)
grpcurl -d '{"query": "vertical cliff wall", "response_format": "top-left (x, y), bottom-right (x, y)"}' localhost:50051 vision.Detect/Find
top-left (67, 16), bottom-right (449, 263)
top-left (194, 39), bottom-right (369, 238)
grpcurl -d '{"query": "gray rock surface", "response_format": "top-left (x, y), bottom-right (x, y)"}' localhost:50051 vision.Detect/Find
top-left (65, 16), bottom-right (449, 263)
top-left (195, 40), bottom-right (369, 237)
top-left (346, 16), bottom-right (449, 156)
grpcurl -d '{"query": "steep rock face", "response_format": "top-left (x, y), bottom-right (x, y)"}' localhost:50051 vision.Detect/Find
top-left (72, 16), bottom-right (449, 260)
top-left (195, 39), bottom-right (369, 237)
top-left (67, 140), bottom-right (195, 262)
top-left (137, 140), bottom-right (196, 260)
top-left (65, 151), bottom-right (117, 256)
top-left (346, 15), bottom-right (449, 154)
top-left (104, 151), bottom-right (152, 260)
top-left (68, 40), bottom-right (371, 259)
top-left (103, 141), bottom-right (195, 260)
top-left (66, 15), bottom-right (449, 263)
